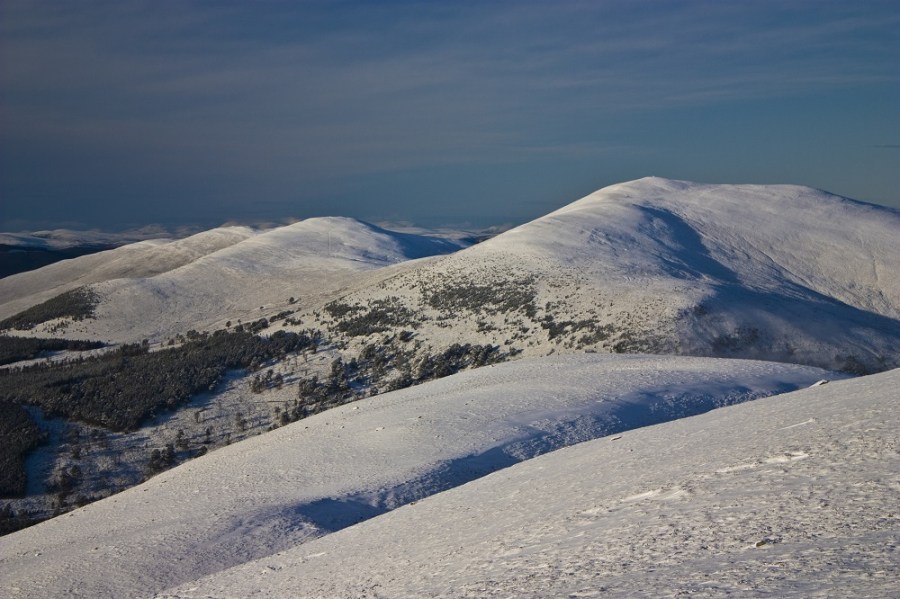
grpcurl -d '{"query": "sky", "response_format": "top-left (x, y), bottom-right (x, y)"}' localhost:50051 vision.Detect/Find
top-left (1, 0), bottom-right (899, 232)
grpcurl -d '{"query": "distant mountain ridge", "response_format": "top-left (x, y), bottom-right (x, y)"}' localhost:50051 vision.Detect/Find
top-left (0, 218), bottom-right (466, 342)
top-left (0, 178), bottom-right (898, 598)
top-left (0, 228), bottom-right (187, 279)
top-left (0, 243), bottom-right (115, 279)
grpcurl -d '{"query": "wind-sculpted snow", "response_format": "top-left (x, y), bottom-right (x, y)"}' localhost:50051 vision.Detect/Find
top-left (155, 367), bottom-right (898, 599)
top-left (0, 354), bottom-right (834, 598)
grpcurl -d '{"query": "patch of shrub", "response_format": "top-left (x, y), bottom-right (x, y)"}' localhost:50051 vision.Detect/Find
top-left (0, 503), bottom-right (37, 536)
top-left (0, 336), bottom-right (105, 366)
top-left (579, 324), bottom-right (616, 345)
top-left (413, 343), bottom-right (501, 380)
top-left (423, 278), bottom-right (538, 318)
top-left (145, 444), bottom-right (176, 477)
top-left (0, 402), bottom-right (45, 497)
top-left (329, 298), bottom-right (417, 337)
top-left (0, 287), bottom-right (99, 331)
top-left (0, 329), bottom-right (318, 431)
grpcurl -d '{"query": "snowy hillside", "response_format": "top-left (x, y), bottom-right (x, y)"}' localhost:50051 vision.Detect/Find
top-left (0, 229), bottom-right (181, 278)
top-left (0, 354), bottom-right (835, 598)
top-left (0, 218), bottom-right (463, 342)
top-left (1, 178), bottom-right (898, 597)
top-left (0, 228), bottom-right (171, 251)
top-left (301, 177), bottom-right (900, 373)
top-left (5, 178), bottom-right (898, 371)
top-left (155, 366), bottom-right (899, 599)
top-left (0, 226), bottom-right (254, 318)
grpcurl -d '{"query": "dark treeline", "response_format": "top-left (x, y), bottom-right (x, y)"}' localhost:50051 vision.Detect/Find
top-left (0, 287), bottom-right (99, 331)
top-left (0, 402), bottom-right (45, 497)
top-left (278, 340), bottom-right (503, 426)
top-left (0, 335), bottom-right (106, 366)
top-left (325, 297), bottom-right (417, 337)
top-left (0, 329), bottom-right (318, 432)
top-left (0, 329), bottom-right (318, 505)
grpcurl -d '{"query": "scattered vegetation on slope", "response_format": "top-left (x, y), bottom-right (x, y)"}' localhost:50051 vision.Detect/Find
top-left (0, 329), bottom-right (318, 431)
top-left (278, 340), bottom-right (504, 425)
top-left (422, 276), bottom-right (538, 318)
top-left (0, 329), bottom-right (320, 514)
top-left (0, 287), bottom-right (99, 331)
top-left (325, 297), bottom-right (418, 337)
top-left (0, 335), bottom-right (106, 366)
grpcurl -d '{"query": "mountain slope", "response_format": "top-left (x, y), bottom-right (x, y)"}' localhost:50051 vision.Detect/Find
top-left (0, 218), bottom-right (464, 342)
top-left (304, 178), bottom-right (900, 372)
top-left (157, 367), bottom-right (899, 599)
top-left (0, 354), bottom-right (834, 598)
top-left (0, 226), bottom-right (254, 317)
top-left (0, 229), bottom-right (184, 279)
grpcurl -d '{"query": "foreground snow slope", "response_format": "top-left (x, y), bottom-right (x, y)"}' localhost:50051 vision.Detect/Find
top-left (158, 368), bottom-right (899, 599)
top-left (317, 177), bottom-right (900, 371)
top-left (0, 355), bottom-right (833, 598)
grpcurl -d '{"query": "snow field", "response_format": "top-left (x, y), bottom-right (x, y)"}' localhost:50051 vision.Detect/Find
top-left (0, 354), bottom-right (836, 598)
top-left (157, 367), bottom-right (899, 598)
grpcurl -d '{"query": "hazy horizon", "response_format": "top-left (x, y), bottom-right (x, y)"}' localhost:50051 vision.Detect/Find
top-left (2, 1), bottom-right (899, 231)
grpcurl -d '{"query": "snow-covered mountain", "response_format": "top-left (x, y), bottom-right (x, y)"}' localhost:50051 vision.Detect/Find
top-left (1, 178), bottom-right (898, 598)
top-left (301, 177), bottom-right (900, 373)
top-left (0, 354), bottom-right (837, 598)
top-left (156, 365), bottom-right (899, 599)
top-left (5, 178), bottom-right (898, 370)
top-left (0, 229), bottom-right (183, 278)
top-left (0, 218), bottom-right (465, 342)
top-left (0, 228), bottom-right (175, 251)
top-left (0, 226), bottom-right (254, 317)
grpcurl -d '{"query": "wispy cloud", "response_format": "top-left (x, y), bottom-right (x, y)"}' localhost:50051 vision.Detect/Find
top-left (2, 0), bottom-right (899, 227)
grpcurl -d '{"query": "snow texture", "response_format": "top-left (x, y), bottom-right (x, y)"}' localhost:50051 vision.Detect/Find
top-left (155, 367), bottom-right (899, 599)
top-left (0, 354), bottom-right (835, 598)
top-left (315, 177), bottom-right (900, 372)
top-left (0, 218), bottom-right (463, 342)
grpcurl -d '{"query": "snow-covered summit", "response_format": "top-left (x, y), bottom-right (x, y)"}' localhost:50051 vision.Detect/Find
top-left (185, 217), bottom-right (462, 273)
top-left (488, 177), bottom-right (899, 318)
top-left (318, 178), bottom-right (900, 372)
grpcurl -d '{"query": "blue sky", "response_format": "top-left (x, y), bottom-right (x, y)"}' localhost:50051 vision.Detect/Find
top-left (1, 0), bottom-right (898, 231)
